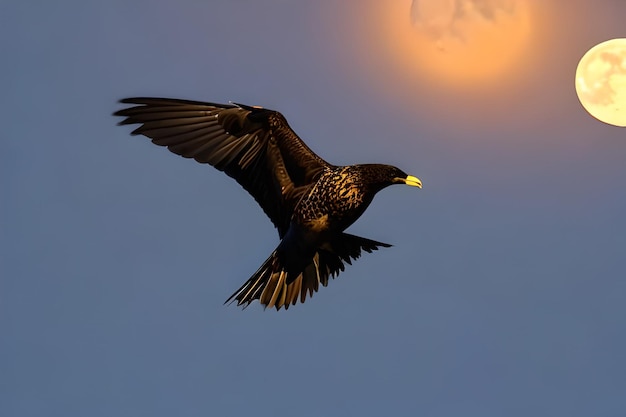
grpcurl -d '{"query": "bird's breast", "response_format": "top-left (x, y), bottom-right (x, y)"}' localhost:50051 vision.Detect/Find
top-left (294, 168), bottom-right (369, 232)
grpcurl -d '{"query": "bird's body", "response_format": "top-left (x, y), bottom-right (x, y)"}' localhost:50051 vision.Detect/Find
top-left (114, 97), bottom-right (421, 310)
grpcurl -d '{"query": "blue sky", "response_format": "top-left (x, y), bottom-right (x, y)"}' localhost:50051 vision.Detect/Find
top-left (2, 1), bottom-right (625, 416)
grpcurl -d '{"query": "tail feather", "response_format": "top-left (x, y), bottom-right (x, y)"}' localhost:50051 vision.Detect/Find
top-left (224, 233), bottom-right (392, 310)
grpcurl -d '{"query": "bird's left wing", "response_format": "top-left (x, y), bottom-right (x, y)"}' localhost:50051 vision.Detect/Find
top-left (114, 97), bottom-right (329, 235)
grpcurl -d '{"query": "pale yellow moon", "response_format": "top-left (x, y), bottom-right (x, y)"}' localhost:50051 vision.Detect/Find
top-left (575, 38), bottom-right (626, 127)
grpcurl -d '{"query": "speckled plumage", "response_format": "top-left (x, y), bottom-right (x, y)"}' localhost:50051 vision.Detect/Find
top-left (114, 97), bottom-right (421, 310)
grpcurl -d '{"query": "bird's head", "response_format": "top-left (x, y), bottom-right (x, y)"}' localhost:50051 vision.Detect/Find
top-left (362, 164), bottom-right (422, 191)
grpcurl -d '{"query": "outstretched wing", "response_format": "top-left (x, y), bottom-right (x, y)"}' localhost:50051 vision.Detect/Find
top-left (114, 97), bottom-right (330, 236)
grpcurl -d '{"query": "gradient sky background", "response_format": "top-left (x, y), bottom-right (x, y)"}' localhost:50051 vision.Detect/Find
top-left (2, 1), bottom-right (625, 416)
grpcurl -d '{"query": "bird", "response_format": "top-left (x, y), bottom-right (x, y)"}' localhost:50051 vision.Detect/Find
top-left (114, 97), bottom-right (422, 310)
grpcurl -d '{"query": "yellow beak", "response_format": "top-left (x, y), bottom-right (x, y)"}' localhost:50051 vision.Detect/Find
top-left (404, 175), bottom-right (422, 188)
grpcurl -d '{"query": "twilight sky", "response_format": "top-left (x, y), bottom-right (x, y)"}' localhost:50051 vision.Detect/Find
top-left (2, 1), bottom-right (625, 416)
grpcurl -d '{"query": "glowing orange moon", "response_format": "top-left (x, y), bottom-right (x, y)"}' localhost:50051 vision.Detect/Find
top-left (575, 38), bottom-right (626, 127)
top-left (379, 0), bottom-right (533, 87)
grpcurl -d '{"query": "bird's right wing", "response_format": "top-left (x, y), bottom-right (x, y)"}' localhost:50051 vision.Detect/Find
top-left (114, 97), bottom-right (330, 236)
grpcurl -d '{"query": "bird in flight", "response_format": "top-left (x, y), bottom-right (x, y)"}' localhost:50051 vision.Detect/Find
top-left (114, 97), bottom-right (422, 310)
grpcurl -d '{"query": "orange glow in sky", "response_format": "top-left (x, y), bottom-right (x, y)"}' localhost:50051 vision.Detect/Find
top-left (356, 0), bottom-right (534, 90)
top-left (315, 0), bottom-right (558, 130)
top-left (346, 0), bottom-right (533, 89)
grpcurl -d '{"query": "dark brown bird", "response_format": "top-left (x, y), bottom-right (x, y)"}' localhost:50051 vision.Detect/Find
top-left (114, 97), bottom-right (422, 310)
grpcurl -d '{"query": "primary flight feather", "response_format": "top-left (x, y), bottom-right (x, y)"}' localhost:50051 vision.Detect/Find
top-left (114, 97), bottom-right (422, 310)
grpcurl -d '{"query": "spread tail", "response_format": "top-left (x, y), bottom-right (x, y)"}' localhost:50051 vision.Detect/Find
top-left (225, 233), bottom-right (392, 310)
